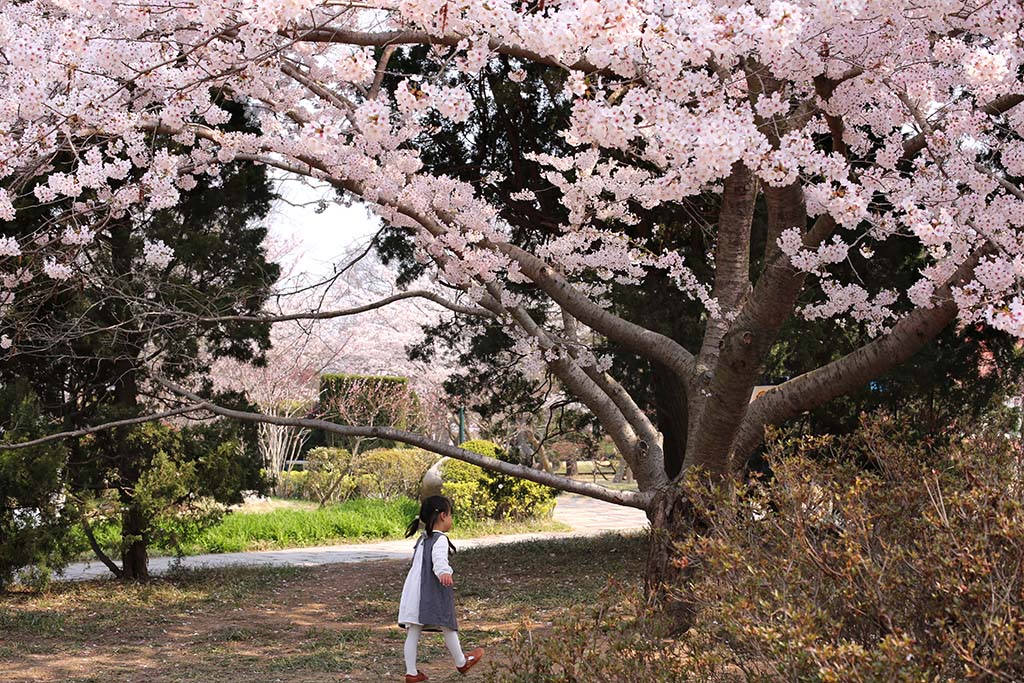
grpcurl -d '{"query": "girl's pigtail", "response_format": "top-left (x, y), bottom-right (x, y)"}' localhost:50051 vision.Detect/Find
top-left (412, 495), bottom-right (453, 539)
top-left (405, 516), bottom-right (421, 538)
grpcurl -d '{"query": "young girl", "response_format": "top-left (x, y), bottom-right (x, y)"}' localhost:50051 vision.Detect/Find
top-left (398, 496), bottom-right (484, 682)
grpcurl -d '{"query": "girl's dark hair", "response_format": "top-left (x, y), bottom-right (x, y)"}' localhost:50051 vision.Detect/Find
top-left (405, 495), bottom-right (453, 539)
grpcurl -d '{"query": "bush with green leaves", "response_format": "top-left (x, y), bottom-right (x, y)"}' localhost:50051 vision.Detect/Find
top-left (496, 584), bottom-right (692, 683)
top-left (0, 381), bottom-right (79, 590)
top-left (312, 374), bottom-right (423, 452)
top-left (302, 446), bottom-right (358, 506)
top-left (274, 470), bottom-right (309, 500)
top-left (74, 418), bottom-right (266, 573)
top-left (442, 440), bottom-right (556, 521)
top-left (495, 409), bottom-right (1024, 682)
top-left (358, 448), bottom-right (435, 500)
top-left (298, 446), bottom-right (436, 506)
top-left (442, 457), bottom-right (498, 519)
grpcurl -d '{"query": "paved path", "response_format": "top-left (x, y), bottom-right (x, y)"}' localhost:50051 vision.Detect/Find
top-left (59, 494), bottom-right (649, 581)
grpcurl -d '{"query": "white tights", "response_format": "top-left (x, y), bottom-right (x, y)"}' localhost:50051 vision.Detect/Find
top-left (404, 624), bottom-right (466, 675)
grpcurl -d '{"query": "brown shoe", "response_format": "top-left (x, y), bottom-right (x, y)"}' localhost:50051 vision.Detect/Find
top-left (405, 672), bottom-right (428, 683)
top-left (456, 647), bottom-right (484, 674)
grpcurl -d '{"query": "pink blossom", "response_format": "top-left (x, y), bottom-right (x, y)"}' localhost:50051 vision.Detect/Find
top-left (42, 259), bottom-right (73, 281)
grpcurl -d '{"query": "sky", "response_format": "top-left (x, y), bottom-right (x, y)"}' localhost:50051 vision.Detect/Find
top-left (262, 172), bottom-right (449, 383)
top-left (265, 173), bottom-right (381, 280)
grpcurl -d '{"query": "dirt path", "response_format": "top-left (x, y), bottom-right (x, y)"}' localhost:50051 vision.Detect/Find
top-left (2, 534), bottom-right (647, 683)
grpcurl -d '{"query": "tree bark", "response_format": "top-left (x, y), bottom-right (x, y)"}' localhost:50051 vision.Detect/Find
top-left (120, 497), bottom-right (149, 582)
top-left (110, 220), bottom-right (149, 582)
top-left (565, 455), bottom-right (578, 477)
top-left (81, 512), bottom-right (123, 580)
top-left (644, 486), bottom-right (711, 634)
top-left (652, 364), bottom-right (688, 479)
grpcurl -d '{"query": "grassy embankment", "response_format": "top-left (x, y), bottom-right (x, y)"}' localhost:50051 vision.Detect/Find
top-left (74, 497), bottom-right (569, 558)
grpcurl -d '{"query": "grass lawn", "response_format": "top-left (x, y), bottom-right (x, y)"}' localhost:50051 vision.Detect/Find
top-left (0, 533), bottom-right (646, 683)
top-left (74, 497), bottom-right (570, 558)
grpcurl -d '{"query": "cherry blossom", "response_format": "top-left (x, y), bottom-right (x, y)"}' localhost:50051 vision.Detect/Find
top-left (0, 0), bottom-right (1023, 491)
top-left (142, 240), bottom-right (174, 270)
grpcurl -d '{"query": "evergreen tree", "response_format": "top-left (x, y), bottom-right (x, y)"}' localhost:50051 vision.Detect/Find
top-left (0, 101), bottom-right (279, 581)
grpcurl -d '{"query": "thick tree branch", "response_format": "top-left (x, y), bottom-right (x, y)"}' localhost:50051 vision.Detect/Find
top-left (497, 242), bottom-right (696, 383)
top-left (289, 27), bottom-right (599, 73)
top-left (732, 248), bottom-right (989, 464)
top-left (561, 308), bottom-right (664, 456)
top-left (227, 141), bottom-right (662, 486)
top-left (156, 378), bottom-right (654, 510)
top-left (482, 283), bottom-right (669, 490)
top-left (684, 194), bottom-right (834, 476)
top-left (282, 61), bottom-right (357, 115)
top-left (696, 162), bottom-right (757, 369)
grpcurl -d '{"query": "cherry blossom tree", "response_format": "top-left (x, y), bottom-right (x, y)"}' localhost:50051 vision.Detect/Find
top-left (213, 233), bottom-right (458, 478)
top-left (3, 0), bottom-right (1024, 607)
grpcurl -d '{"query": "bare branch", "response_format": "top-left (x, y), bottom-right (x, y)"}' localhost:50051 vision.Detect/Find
top-left (156, 378), bottom-right (655, 510)
top-left (200, 289), bottom-right (494, 323)
top-left (0, 403), bottom-right (209, 451)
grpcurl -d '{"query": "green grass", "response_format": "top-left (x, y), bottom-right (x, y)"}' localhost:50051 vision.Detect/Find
top-left (178, 497), bottom-right (422, 553)
top-left (73, 497), bottom-right (569, 558)
top-left (448, 515), bottom-right (569, 539)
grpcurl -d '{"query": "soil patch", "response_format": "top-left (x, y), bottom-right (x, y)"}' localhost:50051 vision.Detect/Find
top-left (1, 534), bottom-right (645, 682)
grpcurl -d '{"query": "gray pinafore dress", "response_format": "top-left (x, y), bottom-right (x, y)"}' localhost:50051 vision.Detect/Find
top-left (400, 532), bottom-right (458, 632)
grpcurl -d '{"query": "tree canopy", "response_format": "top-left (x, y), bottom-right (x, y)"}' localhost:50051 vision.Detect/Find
top-left (1, 1), bottom-right (1023, 521)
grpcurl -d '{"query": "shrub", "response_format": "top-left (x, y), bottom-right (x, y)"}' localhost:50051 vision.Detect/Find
top-left (443, 479), bottom-right (498, 520)
top-left (274, 470), bottom-right (310, 500)
top-left (61, 418), bottom-right (266, 572)
top-left (0, 382), bottom-right (78, 590)
top-left (496, 410), bottom-right (1024, 682)
top-left (314, 373), bottom-right (423, 452)
top-left (357, 448), bottom-right (435, 500)
top-left (304, 447), bottom-right (358, 506)
top-left (442, 440), bottom-right (556, 521)
top-left (291, 447), bottom-right (436, 505)
top-left (496, 584), bottom-right (694, 683)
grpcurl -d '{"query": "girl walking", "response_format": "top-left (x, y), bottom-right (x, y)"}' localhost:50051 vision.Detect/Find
top-left (398, 495), bottom-right (484, 682)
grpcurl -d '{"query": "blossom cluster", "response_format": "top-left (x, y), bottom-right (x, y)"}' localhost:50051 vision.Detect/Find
top-left (0, 0), bottom-right (1021, 351)
top-left (142, 240), bottom-right (175, 270)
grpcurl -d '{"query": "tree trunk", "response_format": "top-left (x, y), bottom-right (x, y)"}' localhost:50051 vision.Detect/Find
top-left (613, 458), bottom-right (630, 483)
top-left (107, 219), bottom-right (150, 582)
top-left (120, 499), bottom-right (149, 581)
top-left (643, 486), bottom-right (710, 634)
top-left (81, 510), bottom-right (123, 580)
top-left (652, 362), bottom-right (689, 479)
top-left (535, 445), bottom-right (553, 473)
